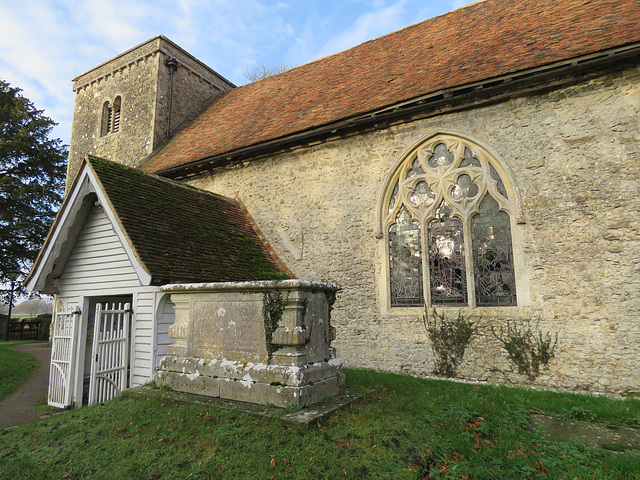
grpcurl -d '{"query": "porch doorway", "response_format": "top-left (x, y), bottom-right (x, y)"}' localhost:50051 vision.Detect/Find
top-left (82, 296), bottom-right (133, 406)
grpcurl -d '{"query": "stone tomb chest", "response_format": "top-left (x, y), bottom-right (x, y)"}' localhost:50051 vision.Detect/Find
top-left (157, 280), bottom-right (344, 408)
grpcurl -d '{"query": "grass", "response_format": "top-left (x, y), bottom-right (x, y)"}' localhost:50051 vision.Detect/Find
top-left (1, 369), bottom-right (640, 479)
top-left (0, 340), bottom-right (39, 401)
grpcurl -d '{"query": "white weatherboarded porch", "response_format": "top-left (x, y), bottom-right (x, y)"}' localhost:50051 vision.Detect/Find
top-left (49, 204), bottom-right (174, 407)
top-left (26, 157), bottom-right (322, 409)
top-left (27, 164), bottom-right (175, 408)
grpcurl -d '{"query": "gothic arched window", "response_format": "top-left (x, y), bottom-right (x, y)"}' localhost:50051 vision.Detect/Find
top-left (100, 96), bottom-right (122, 137)
top-left (382, 134), bottom-right (517, 308)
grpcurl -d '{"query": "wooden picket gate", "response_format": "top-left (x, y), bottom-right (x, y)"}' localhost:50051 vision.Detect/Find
top-left (88, 303), bottom-right (131, 405)
top-left (48, 307), bottom-right (81, 408)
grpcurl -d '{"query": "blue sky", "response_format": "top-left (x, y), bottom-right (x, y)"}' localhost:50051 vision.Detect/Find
top-left (0, 0), bottom-right (476, 145)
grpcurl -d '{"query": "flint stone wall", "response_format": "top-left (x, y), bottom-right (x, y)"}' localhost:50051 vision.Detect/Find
top-left (156, 280), bottom-right (344, 408)
top-left (187, 66), bottom-right (640, 395)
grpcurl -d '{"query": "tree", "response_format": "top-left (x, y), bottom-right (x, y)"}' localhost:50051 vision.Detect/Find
top-left (0, 78), bottom-right (67, 304)
top-left (13, 297), bottom-right (54, 316)
top-left (242, 62), bottom-right (289, 82)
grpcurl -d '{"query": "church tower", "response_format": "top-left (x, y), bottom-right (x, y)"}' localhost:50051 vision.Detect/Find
top-left (67, 35), bottom-right (234, 186)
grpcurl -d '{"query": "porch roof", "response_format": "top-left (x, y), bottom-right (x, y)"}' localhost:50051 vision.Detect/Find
top-left (26, 156), bottom-right (291, 292)
top-left (88, 156), bottom-right (291, 284)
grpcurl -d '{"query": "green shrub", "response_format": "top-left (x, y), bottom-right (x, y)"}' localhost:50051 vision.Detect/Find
top-left (422, 308), bottom-right (480, 378)
top-left (492, 318), bottom-right (558, 380)
top-left (262, 290), bottom-right (287, 362)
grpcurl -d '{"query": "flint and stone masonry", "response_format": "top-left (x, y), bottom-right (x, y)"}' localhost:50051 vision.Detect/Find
top-left (67, 36), bottom-right (234, 186)
top-left (187, 66), bottom-right (640, 395)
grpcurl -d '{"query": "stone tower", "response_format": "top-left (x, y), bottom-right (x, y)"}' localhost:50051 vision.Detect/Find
top-left (67, 35), bottom-right (235, 186)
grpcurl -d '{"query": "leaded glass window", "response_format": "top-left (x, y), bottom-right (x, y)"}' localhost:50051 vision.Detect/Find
top-left (383, 133), bottom-right (517, 308)
top-left (428, 202), bottom-right (466, 304)
top-left (389, 207), bottom-right (423, 306)
top-left (472, 195), bottom-right (516, 306)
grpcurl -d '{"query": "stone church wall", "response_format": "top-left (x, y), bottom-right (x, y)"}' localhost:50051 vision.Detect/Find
top-left (188, 66), bottom-right (640, 395)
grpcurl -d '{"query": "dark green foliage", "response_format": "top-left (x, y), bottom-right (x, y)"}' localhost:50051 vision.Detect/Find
top-left (601, 443), bottom-right (640, 453)
top-left (423, 308), bottom-right (480, 377)
top-left (0, 79), bottom-right (67, 301)
top-left (492, 318), bottom-right (558, 380)
top-left (567, 405), bottom-right (597, 422)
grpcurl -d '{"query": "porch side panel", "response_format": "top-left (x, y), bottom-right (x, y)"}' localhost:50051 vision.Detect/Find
top-left (155, 294), bottom-right (175, 369)
top-left (56, 204), bottom-right (161, 389)
top-left (131, 291), bottom-right (156, 386)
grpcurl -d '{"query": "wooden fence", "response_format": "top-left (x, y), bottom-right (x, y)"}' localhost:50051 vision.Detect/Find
top-left (2, 315), bottom-right (52, 341)
top-left (8, 321), bottom-right (41, 340)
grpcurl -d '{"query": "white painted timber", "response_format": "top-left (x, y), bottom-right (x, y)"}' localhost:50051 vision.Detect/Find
top-left (130, 291), bottom-right (156, 386)
top-left (48, 308), bottom-right (81, 408)
top-left (155, 294), bottom-right (175, 369)
top-left (58, 205), bottom-right (140, 294)
top-left (88, 302), bottom-right (131, 405)
top-left (54, 204), bottom-right (165, 400)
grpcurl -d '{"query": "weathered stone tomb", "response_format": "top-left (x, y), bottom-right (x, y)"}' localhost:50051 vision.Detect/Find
top-left (156, 280), bottom-right (344, 408)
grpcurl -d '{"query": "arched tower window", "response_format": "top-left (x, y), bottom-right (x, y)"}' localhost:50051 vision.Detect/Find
top-left (100, 101), bottom-right (110, 137)
top-left (100, 96), bottom-right (122, 137)
top-left (111, 96), bottom-right (121, 133)
top-left (382, 133), bottom-right (517, 308)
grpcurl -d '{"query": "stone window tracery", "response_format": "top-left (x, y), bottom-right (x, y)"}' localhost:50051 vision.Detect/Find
top-left (384, 134), bottom-right (517, 308)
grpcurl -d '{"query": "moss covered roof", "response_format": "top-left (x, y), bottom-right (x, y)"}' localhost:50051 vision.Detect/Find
top-left (87, 156), bottom-right (291, 283)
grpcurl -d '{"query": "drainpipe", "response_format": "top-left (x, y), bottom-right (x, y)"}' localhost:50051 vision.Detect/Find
top-left (164, 56), bottom-right (179, 138)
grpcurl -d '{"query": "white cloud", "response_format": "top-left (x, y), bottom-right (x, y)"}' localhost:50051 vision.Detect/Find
top-left (169, 0), bottom-right (302, 83)
top-left (0, 0), bottom-right (468, 145)
top-left (0, 0), bottom-right (189, 142)
top-left (0, 2), bottom-right (79, 140)
top-left (314, 1), bottom-right (408, 60)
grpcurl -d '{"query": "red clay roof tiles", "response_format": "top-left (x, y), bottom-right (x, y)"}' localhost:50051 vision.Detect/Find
top-left (142, 0), bottom-right (640, 175)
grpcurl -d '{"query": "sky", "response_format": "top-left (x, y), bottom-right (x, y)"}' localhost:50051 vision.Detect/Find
top-left (0, 0), bottom-right (476, 146)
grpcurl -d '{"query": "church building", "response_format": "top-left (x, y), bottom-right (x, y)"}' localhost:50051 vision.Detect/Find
top-left (27, 0), bottom-right (640, 407)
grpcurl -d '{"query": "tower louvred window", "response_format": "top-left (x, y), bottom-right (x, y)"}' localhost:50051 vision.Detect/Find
top-left (111, 96), bottom-right (121, 133)
top-left (100, 96), bottom-right (122, 136)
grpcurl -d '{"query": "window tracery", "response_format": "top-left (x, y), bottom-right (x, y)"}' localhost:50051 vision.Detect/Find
top-left (384, 134), bottom-right (517, 308)
top-left (389, 207), bottom-right (423, 306)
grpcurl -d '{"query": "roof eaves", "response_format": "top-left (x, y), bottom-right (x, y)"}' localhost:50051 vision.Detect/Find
top-left (25, 162), bottom-right (95, 292)
top-left (156, 41), bottom-right (640, 180)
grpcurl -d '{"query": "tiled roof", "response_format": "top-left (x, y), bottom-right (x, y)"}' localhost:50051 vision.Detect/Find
top-left (88, 156), bottom-right (291, 283)
top-left (142, 0), bottom-right (640, 174)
